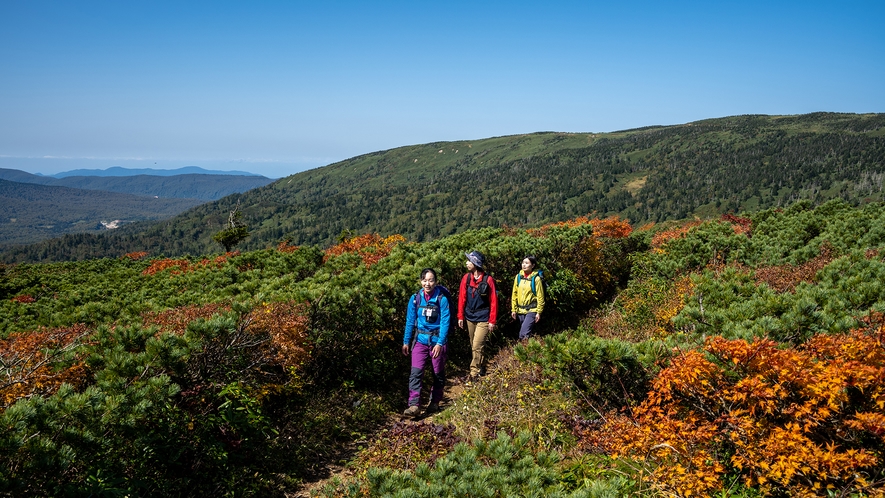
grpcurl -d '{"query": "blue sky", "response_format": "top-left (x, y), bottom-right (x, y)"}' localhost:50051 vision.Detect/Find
top-left (1, 1), bottom-right (883, 179)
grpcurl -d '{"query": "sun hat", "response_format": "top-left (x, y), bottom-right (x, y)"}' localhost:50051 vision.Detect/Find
top-left (465, 250), bottom-right (485, 269)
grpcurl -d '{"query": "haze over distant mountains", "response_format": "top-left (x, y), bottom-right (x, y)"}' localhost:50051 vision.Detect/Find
top-left (48, 166), bottom-right (265, 178)
top-left (0, 168), bottom-right (273, 201)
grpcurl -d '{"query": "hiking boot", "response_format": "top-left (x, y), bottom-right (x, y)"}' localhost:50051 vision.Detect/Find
top-left (403, 405), bottom-right (420, 418)
top-left (425, 403), bottom-right (440, 414)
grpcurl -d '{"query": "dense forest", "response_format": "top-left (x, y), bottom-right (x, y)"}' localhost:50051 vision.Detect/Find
top-left (3, 112), bottom-right (884, 263)
top-left (0, 179), bottom-right (205, 245)
top-left (1, 199), bottom-right (884, 496)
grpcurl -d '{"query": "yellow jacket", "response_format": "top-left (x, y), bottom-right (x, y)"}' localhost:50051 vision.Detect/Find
top-left (511, 270), bottom-right (544, 314)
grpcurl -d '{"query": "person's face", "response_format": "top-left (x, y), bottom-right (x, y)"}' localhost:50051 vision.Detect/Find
top-left (521, 258), bottom-right (534, 272)
top-left (466, 261), bottom-right (476, 272)
top-left (421, 273), bottom-right (437, 292)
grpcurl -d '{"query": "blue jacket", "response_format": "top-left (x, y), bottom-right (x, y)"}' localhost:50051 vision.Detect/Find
top-left (403, 286), bottom-right (450, 347)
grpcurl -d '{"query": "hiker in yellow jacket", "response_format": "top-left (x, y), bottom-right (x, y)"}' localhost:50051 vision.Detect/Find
top-left (511, 255), bottom-right (544, 340)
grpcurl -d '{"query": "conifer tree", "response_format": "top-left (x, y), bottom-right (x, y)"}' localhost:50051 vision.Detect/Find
top-left (213, 200), bottom-right (250, 252)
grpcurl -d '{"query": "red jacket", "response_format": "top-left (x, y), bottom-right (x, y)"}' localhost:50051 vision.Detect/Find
top-left (457, 272), bottom-right (498, 324)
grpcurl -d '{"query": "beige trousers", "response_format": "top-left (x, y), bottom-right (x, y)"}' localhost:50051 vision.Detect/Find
top-left (466, 321), bottom-right (489, 377)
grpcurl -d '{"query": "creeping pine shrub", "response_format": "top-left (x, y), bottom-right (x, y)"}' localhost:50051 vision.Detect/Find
top-left (317, 432), bottom-right (630, 498)
top-left (515, 330), bottom-right (665, 411)
top-left (674, 249), bottom-right (885, 344)
top-left (585, 317), bottom-right (885, 497)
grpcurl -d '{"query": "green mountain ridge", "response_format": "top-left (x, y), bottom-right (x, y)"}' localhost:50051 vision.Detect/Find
top-left (0, 179), bottom-right (205, 246)
top-left (3, 112), bottom-right (884, 263)
top-left (0, 168), bottom-right (274, 200)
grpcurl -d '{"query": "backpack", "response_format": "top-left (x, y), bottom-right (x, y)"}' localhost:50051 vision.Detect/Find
top-left (516, 270), bottom-right (545, 296)
top-left (413, 285), bottom-right (453, 330)
top-left (463, 273), bottom-right (495, 315)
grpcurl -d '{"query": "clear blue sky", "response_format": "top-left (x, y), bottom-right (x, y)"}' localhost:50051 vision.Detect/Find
top-left (2, 1), bottom-right (883, 179)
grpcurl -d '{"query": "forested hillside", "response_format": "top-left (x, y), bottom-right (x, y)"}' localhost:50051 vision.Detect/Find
top-left (1, 200), bottom-right (883, 496)
top-left (2, 112), bottom-right (884, 264)
top-left (0, 179), bottom-right (204, 245)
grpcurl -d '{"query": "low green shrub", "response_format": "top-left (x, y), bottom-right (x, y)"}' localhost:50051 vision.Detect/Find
top-left (316, 432), bottom-right (632, 498)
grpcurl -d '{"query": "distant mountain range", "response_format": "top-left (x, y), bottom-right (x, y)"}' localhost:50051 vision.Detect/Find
top-left (0, 168), bottom-right (274, 201)
top-left (50, 166), bottom-right (265, 178)
top-left (3, 112), bottom-right (884, 263)
top-left (0, 167), bottom-right (275, 248)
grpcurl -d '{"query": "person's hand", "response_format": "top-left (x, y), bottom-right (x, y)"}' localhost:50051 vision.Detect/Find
top-left (431, 344), bottom-right (442, 358)
top-left (402, 344), bottom-right (410, 356)
top-left (534, 314), bottom-right (541, 323)
top-left (511, 312), bottom-right (517, 320)
top-left (458, 319), bottom-right (465, 329)
top-left (488, 323), bottom-right (496, 331)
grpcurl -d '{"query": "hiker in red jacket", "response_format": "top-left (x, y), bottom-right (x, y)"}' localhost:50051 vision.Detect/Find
top-left (458, 251), bottom-right (498, 380)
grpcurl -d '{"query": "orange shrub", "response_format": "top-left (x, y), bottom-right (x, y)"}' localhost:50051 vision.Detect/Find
top-left (650, 220), bottom-right (703, 248)
top-left (145, 301), bottom-right (311, 372)
top-left (142, 258), bottom-right (191, 276)
top-left (528, 215), bottom-right (632, 238)
top-left (10, 295), bottom-right (36, 304)
top-left (277, 240), bottom-right (299, 253)
top-left (591, 216), bottom-right (634, 238)
top-left (142, 253), bottom-right (237, 276)
top-left (121, 251), bottom-right (149, 260)
top-left (721, 213), bottom-right (753, 236)
top-left (245, 301), bottom-right (311, 369)
top-left (324, 233), bottom-right (406, 267)
top-left (588, 321), bottom-right (885, 496)
top-left (753, 243), bottom-right (837, 293)
top-left (0, 324), bottom-right (91, 409)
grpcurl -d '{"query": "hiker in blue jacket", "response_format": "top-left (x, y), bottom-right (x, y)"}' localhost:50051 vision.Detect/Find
top-left (402, 268), bottom-right (450, 418)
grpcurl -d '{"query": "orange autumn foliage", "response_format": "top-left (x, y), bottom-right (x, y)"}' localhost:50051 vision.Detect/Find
top-left (121, 251), bottom-right (149, 260)
top-left (142, 252), bottom-right (238, 276)
top-left (753, 243), bottom-right (837, 293)
top-left (143, 301), bottom-right (311, 371)
top-left (245, 301), bottom-right (311, 369)
top-left (0, 324), bottom-right (91, 410)
top-left (528, 215), bottom-right (633, 238)
top-left (277, 240), bottom-right (299, 253)
top-left (587, 319), bottom-right (885, 497)
top-left (324, 233), bottom-right (406, 267)
top-left (10, 294), bottom-right (36, 304)
top-left (650, 220), bottom-right (704, 248)
top-left (721, 213), bottom-right (753, 236)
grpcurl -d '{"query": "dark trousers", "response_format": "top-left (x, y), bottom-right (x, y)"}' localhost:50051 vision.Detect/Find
top-left (517, 312), bottom-right (537, 340)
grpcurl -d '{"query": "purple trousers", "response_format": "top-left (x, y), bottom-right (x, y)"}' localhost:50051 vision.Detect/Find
top-left (408, 342), bottom-right (447, 407)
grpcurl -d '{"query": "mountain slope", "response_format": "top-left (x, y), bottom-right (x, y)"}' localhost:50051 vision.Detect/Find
top-left (0, 179), bottom-right (205, 246)
top-left (3, 112), bottom-right (884, 263)
top-left (0, 169), bottom-right (273, 200)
